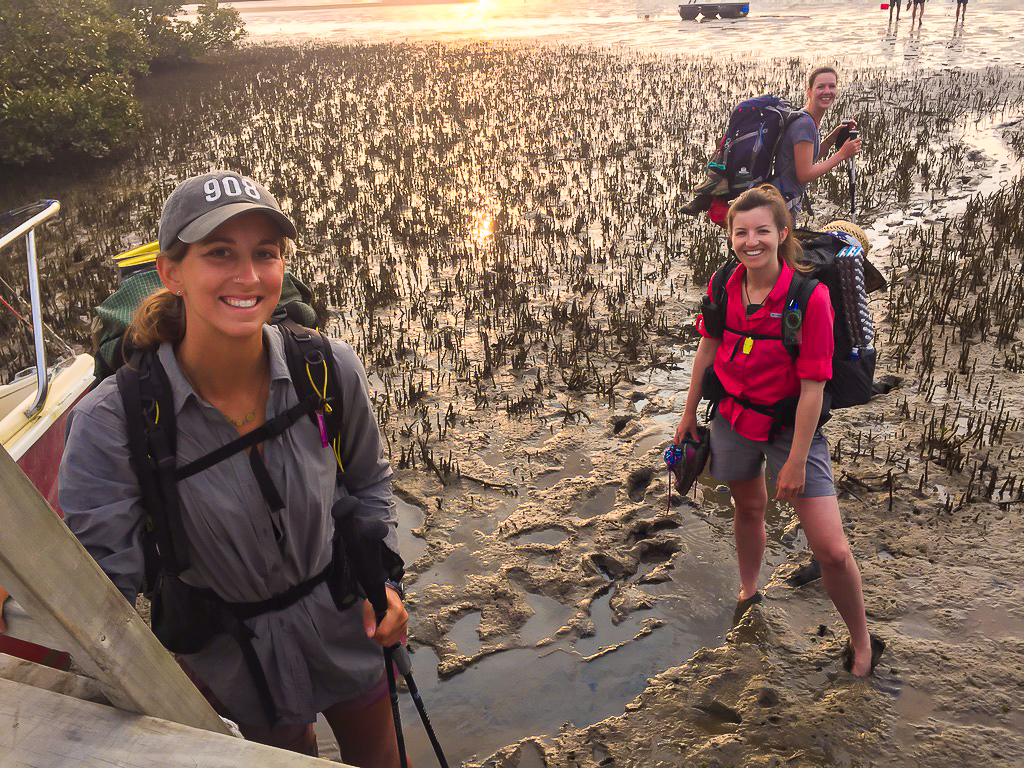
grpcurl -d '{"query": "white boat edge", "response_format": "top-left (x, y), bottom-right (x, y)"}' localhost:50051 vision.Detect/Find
top-left (0, 354), bottom-right (95, 462)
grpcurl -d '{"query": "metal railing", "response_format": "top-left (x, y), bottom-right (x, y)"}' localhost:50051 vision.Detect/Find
top-left (0, 200), bottom-right (61, 418)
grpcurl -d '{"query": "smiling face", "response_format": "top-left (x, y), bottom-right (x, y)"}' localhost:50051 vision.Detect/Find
top-left (158, 211), bottom-right (286, 345)
top-left (730, 205), bottom-right (789, 275)
top-left (807, 70), bottom-right (838, 113)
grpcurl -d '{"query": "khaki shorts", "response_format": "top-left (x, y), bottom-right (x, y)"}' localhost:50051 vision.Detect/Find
top-left (709, 414), bottom-right (836, 498)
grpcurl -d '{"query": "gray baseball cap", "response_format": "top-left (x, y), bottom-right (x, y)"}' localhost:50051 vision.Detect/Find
top-left (158, 170), bottom-right (297, 252)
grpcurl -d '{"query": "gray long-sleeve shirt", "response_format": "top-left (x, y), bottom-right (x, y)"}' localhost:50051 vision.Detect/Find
top-left (59, 324), bottom-right (398, 726)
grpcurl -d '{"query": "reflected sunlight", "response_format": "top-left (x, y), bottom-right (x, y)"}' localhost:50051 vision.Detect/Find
top-left (469, 206), bottom-right (494, 246)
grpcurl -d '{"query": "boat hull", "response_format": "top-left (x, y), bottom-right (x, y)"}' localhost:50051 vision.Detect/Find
top-left (1, 353), bottom-right (93, 670)
top-left (0, 354), bottom-right (95, 515)
top-left (679, 2), bottom-right (750, 20)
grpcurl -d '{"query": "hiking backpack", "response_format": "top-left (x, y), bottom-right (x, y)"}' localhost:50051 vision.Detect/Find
top-left (682, 95), bottom-right (804, 224)
top-left (710, 94), bottom-right (803, 196)
top-left (92, 241), bottom-right (320, 379)
top-left (699, 229), bottom-right (887, 438)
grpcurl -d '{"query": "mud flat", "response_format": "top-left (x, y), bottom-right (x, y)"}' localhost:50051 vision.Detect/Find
top-left (1, 45), bottom-right (1022, 767)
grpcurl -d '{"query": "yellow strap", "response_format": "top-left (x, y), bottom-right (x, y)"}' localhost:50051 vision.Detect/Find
top-left (305, 361), bottom-right (332, 415)
top-left (305, 359), bottom-right (343, 471)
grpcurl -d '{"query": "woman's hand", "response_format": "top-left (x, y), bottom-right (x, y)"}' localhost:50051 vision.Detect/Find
top-left (674, 412), bottom-right (700, 446)
top-left (776, 458), bottom-right (806, 500)
top-left (837, 136), bottom-right (862, 161)
top-left (827, 120), bottom-right (858, 144)
top-left (362, 585), bottom-right (409, 647)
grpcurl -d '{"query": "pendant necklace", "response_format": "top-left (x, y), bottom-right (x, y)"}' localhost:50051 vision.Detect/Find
top-left (225, 366), bottom-right (269, 428)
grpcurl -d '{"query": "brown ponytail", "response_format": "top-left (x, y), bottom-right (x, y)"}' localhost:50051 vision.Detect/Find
top-left (126, 242), bottom-right (187, 352)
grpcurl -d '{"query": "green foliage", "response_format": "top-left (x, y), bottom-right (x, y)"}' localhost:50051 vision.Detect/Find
top-left (0, 0), bottom-right (245, 166)
top-left (111, 0), bottom-right (245, 64)
top-left (192, 0), bottom-right (247, 53)
top-left (0, 0), bottom-right (149, 89)
top-left (0, 0), bottom-right (148, 164)
top-left (0, 74), bottom-right (143, 165)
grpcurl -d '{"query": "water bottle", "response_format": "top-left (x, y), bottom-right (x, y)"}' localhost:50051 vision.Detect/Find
top-left (664, 443), bottom-right (684, 468)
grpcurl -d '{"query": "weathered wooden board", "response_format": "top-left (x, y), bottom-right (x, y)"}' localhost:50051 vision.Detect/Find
top-left (0, 445), bottom-right (229, 733)
top-left (0, 677), bottom-right (348, 767)
top-left (0, 652), bottom-right (107, 703)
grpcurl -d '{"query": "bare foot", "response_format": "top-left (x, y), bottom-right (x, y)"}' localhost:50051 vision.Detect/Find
top-left (844, 634), bottom-right (885, 677)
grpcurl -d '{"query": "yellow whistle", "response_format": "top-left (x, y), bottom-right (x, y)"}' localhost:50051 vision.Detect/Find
top-left (743, 337), bottom-right (753, 355)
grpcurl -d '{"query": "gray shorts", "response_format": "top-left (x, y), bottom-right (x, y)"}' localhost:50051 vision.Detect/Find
top-left (709, 414), bottom-right (836, 498)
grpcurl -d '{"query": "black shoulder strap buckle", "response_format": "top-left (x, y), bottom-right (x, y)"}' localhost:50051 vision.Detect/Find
top-left (782, 272), bottom-right (818, 358)
top-left (702, 257), bottom-right (739, 340)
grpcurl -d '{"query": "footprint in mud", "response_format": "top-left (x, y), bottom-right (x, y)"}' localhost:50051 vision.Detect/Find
top-left (626, 517), bottom-right (681, 544)
top-left (873, 374), bottom-right (902, 395)
top-left (625, 466), bottom-right (654, 502)
top-left (586, 552), bottom-right (635, 580)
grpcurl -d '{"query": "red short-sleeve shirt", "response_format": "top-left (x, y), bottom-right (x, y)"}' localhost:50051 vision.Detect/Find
top-left (698, 260), bottom-right (834, 442)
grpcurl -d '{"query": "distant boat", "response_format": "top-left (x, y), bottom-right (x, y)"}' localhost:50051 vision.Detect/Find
top-left (679, 2), bottom-right (750, 20)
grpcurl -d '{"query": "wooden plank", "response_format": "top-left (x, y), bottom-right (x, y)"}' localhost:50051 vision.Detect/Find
top-left (0, 652), bottom-right (107, 703)
top-left (0, 677), bottom-right (350, 767)
top-left (0, 445), bottom-right (230, 734)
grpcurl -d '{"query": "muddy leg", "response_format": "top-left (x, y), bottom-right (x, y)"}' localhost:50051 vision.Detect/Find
top-left (792, 494), bottom-right (872, 676)
top-left (730, 475), bottom-right (769, 602)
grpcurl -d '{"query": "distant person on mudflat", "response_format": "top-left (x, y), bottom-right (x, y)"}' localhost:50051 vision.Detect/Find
top-left (908, 0), bottom-right (926, 24)
top-left (955, 0), bottom-right (968, 24)
top-left (674, 185), bottom-right (883, 677)
top-left (771, 66), bottom-right (862, 215)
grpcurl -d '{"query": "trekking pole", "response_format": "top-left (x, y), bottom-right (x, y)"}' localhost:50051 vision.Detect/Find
top-left (847, 128), bottom-right (859, 223)
top-left (333, 499), bottom-right (451, 768)
top-left (383, 645), bottom-right (409, 768)
top-left (391, 644), bottom-right (450, 768)
top-left (332, 500), bottom-right (408, 768)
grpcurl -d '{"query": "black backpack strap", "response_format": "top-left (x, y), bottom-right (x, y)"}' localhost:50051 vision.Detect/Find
top-left (117, 352), bottom-right (191, 578)
top-left (174, 397), bottom-right (318, 481)
top-left (781, 272), bottom-right (818, 360)
top-left (700, 257), bottom-right (739, 339)
top-left (713, 258), bottom-right (738, 308)
top-left (278, 318), bottom-right (345, 475)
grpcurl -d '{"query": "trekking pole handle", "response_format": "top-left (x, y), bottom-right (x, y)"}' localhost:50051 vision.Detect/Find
top-left (332, 497), bottom-right (391, 618)
top-left (391, 642), bottom-right (413, 676)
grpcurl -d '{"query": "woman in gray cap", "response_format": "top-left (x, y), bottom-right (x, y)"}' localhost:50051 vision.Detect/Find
top-left (60, 170), bottom-right (407, 765)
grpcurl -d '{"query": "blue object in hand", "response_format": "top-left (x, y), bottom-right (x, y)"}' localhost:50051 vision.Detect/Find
top-left (664, 443), bottom-right (684, 468)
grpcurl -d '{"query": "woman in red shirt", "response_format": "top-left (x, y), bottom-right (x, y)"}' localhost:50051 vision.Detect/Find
top-left (675, 185), bottom-right (881, 677)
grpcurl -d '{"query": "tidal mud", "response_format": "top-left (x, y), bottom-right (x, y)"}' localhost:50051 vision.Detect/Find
top-left (1, 44), bottom-right (1022, 767)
